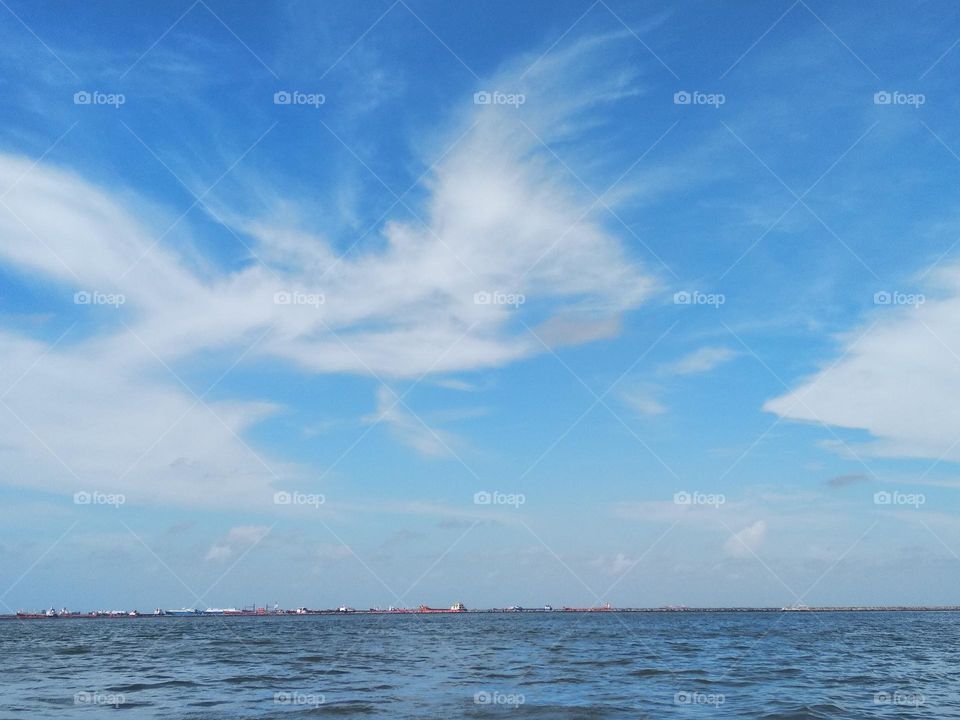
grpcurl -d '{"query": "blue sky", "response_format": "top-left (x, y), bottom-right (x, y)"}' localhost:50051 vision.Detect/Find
top-left (2, 0), bottom-right (960, 611)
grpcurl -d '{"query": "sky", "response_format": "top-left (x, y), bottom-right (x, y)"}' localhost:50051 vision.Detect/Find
top-left (1, 0), bottom-right (960, 611)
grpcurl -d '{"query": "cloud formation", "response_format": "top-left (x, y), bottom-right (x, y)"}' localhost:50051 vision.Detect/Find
top-left (723, 520), bottom-right (767, 558)
top-left (765, 277), bottom-right (960, 462)
top-left (667, 346), bottom-right (738, 375)
top-left (0, 35), bottom-right (655, 507)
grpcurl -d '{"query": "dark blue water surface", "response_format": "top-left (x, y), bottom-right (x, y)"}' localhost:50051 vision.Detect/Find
top-left (1, 611), bottom-right (957, 718)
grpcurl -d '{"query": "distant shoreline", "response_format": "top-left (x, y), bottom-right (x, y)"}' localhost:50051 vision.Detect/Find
top-left (5, 605), bottom-right (960, 620)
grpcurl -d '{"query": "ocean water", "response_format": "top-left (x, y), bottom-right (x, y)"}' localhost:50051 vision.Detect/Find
top-left (1, 611), bottom-right (957, 718)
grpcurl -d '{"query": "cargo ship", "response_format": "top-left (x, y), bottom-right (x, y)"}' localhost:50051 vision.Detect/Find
top-left (562, 602), bottom-right (612, 612)
top-left (15, 608), bottom-right (57, 619)
top-left (165, 608), bottom-right (201, 617)
top-left (418, 602), bottom-right (467, 613)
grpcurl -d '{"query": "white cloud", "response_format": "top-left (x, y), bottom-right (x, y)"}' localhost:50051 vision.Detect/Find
top-left (723, 520), bottom-right (767, 558)
top-left (205, 525), bottom-right (271, 561)
top-left (431, 378), bottom-right (479, 392)
top-left (0, 34), bottom-right (657, 506)
top-left (0, 330), bottom-right (288, 508)
top-left (591, 552), bottom-right (634, 576)
top-left (764, 279), bottom-right (960, 461)
top-left (667, 346), bottom-right (737, 375)
top-left (620, 384), bottom-right (666, 416)
top-left (366, 386), bottom-right (459, 458)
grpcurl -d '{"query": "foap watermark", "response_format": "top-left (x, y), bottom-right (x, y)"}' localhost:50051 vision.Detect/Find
top-left (74, 290), bottom-right (125, 308)
top-left (274, 290), bottom-right (325, 308)
top-left (473, 90), bottom-right (525, 107)
top-left (474, 490), bottom-right (525, 508)
top-left (74, 692), bottom-right (126, 708)
top-left (73, 90), bottom-right (125, 108)
top-left (674, 490), bottom-right (725, 508)
top-left (873, 290), bottom-right (924, 308)
top-left (273, 90), bottom-right (325, 108)
top-left (874, 490), bottom-right (925, 508)
top-left (474, 290), bottom-right (525, 308)
top-left (675, 690), bottom-right (725, 707)
top-left (874, 691), bottom-right (925, 708)
top-left (273, 691), bottom-right (325, 707)
top-left (274, 490), bottom-right (325, 509)
top-left (873, 90), bottom-right (925, 108)
top-left (473, 690), bottom-right (525, 707)
top-left (673, 290), bottom-right (725, 308)
top-left (74, 490), bottom-right (125, 508)
top-left (674, 90), bottom-right (725, 108)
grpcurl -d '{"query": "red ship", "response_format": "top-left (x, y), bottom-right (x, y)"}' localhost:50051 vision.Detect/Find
top-left (562, 602), bottom-right (613, 612)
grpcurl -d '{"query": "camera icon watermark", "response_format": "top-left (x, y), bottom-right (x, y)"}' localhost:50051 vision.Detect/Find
top-left (74, 691), bottom-right (125, 707)
top-left (473, 490), bottom-right (525, 508)
top-left (673, 490), bottom-right (725, 508)
top-left (473, 690), bottom-right (525, 707)
top-left (473, 290), bottom-right (525, 308)
top-left (674, 690), bottom-right (725, 707)
top-left (273, 490), bottom-right (325, 509)
top-left (673, 290), bottom-right (725, 308)
top-left (873, 90), bottom-right (925, 108)
top-left (73, 90), bottom-right (125, 108)
top-left (273, 691), bottom-right (325, 707)
top-left (73, 490), bottom-right (125, 508)
top-left (873, 290), bottom-right (924, 308)
top-left (273, 290), bottom-right (325, 307)
top-left (273, 90), bottom-right (325, 108)
top-left (473, 90), bottom-right (526, 107)
top-left (74, 290), bottom-right (125, 308)
top-left (674, 90), bottom-right (725, 108)
top-left (873, 490), bottom-right (925, 508)
top-left (874, 691), bottom-right (925, 707)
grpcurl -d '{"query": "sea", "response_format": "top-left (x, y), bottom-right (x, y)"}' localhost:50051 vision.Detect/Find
top-left (1, 611), bottom-right (956, 718)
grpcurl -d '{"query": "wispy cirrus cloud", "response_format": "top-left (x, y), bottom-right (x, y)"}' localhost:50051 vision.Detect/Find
top-left (666, 346), bottom-right (738, 375)
top-left (0, 34), bottom-right (656, 506)
top-left (366, 386), bottom-right (459, 458)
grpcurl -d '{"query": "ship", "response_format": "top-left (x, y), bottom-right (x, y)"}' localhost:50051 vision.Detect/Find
top-left (225, 605), bottom-right (259, 616)
top-left (15, 609), bottom-right (56, 619)
top-left (165, 608), bottom-right (201, 617)
top-left (562, 602), bottom-right (613, 612)
top-left (418, 602), bottom-right (467, 613)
